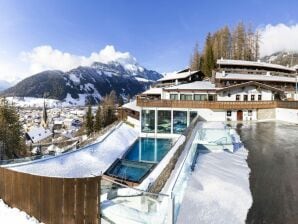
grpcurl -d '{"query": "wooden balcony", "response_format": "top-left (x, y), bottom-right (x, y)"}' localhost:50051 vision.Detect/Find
top-left (137, 97), bottom-right (298, 110)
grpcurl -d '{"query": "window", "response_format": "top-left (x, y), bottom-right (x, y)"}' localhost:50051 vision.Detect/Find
top-left (236, 95), bottom-right (240, 101)
top-left (258, 95), bottom-right (262, 101)
top-left (180, 94), bottom-right (193, 101)
top-left (227, 111), bottom-right (232, 117)
top-left (194, 94), bottom-right (207, 101)
top-left (244, 95), bottom-right (248, 101)
top-left (141, 110), bottom-right (155, 133)
top-left (251, 95), bottom-right (255, 101)
top-left (248, 110), bottom-right (252, 116)
top-left (228, 93), bottom-right (231, 97)
top-left (157, 110), bottom-right (171, 133)
top-left (170, 94), bottom-right (178, 100)
top-left (208, 95), bottom-right (215, 101)
top-left (173, 111), bottom-right (187, 134)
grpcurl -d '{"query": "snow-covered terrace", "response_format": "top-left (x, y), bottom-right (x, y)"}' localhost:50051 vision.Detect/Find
top-left (216, 72), bottom-right (297, 83)
top-left (7, 123), bottom-right (138, 178)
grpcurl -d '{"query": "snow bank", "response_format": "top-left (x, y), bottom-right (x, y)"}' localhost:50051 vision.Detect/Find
top-left (0, 199), bottom-right (41, 224)
top-left (177, 146), bottom-right (252, 223)
top-left (10, 123), bottom-right (138, 178)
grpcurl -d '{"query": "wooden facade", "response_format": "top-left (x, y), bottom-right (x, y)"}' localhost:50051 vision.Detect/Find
top-left (137, 97), bottom-right (298, 110)
top-left (0, 167), bottom-right (101, 224)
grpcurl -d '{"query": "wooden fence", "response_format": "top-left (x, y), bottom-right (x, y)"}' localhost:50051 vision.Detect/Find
top-left (0, 167), bottom-right (100, 224)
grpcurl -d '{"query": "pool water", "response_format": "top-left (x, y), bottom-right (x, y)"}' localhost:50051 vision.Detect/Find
top-left (106, 160), bottom-right (155, 183)
top-left (124, 138), bottom-right (172, 163)
top-left (105, 138), bottom-right (172, 183)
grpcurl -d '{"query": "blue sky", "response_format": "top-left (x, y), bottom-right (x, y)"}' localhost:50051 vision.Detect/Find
top-left (0, 0), bottom-right (298, 81)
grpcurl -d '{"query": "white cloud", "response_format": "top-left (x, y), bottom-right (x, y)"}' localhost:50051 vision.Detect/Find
top-left (0, 45), bottom-right (137, 83)
top-left (259, 23), bottom-right (298, 57)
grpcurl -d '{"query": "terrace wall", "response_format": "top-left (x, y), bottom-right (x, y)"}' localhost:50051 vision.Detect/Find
top-left (0, 167), bottom-right (100, 224)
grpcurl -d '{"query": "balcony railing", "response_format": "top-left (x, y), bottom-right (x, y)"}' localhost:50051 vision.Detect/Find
top-left (137, 97), bottom-right (298, 110)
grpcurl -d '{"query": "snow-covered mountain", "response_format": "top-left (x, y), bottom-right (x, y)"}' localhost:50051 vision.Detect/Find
top-left (2, 61), bottom-right (162, 105)
top-left (0, 80), bottom-right (11, 92)
top-left (261, 51), bottom-right (298, 67)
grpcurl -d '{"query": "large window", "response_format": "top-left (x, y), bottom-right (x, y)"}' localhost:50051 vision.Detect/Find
top-left (194, 94), bottom-right (207, 101)
top-left (170, 94), bottom-right (178, 100)
top-left (258, 95), bottom-right (262, 101)
top-left (251, 95), bottom-right (255, 101)
top-left (157, 110), bottom-right (171, 133)
top-left (180, 94), bottom-right (193, 101)
top-left (141, 110), bottom-right (155, 133)
top-left (173, 111), bottom-right (187, 134)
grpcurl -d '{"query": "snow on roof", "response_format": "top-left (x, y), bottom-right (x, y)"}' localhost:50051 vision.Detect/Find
top-left (164, 81), bottom-right (216, 91)
top-left (215, 72), bottom-right (297, 83)
top-left (158, 70), bottom-right (199, 82)
top-left (217, 59), bottom-right (296, 72)
top-left (142, 87), bottom-right (163, 95)
top-left (26, 127), bottom-right (52, 143)
top-left (121, 100), bottom-right (140, 112)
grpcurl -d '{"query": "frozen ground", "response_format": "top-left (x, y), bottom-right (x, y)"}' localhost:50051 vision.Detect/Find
top-left (177, 145), bottom-right (252, 224)
top-left (9, 123), bottom-right (138, 177)
top-left (0, 199), bottom-right (41, 224)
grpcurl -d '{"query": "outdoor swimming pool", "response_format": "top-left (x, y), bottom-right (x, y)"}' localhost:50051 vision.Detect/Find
top-left (105, 138), bottom-right (172, 183)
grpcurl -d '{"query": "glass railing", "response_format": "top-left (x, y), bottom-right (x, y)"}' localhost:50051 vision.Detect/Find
top-left (0, 154), bottom-right (54, 166)
top-left (196, 127), bottom-right (233, 145)
top-left (100, 176), bottom-right (173, 224)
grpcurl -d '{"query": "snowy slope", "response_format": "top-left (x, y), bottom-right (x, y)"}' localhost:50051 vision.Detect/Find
top-left (0, 199), bottom-right (41, 224)
top-left (9, 123), bottom-right (138, 178)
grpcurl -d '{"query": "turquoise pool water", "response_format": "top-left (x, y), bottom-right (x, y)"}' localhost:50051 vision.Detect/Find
top-left (124, 138), bottom-right (172, 163)
top-left (105, 138), bottom-right (172, 183)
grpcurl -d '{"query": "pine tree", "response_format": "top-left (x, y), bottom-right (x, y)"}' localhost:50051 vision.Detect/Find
top-left (85, 105), bottom-right (94, 136)
top-left (94, 105), bottom-right (102, 132)
top-left (190, 42), bottom-right (201, 71)
top-left (202, 33), bottom-right (215, 77)
top-left (0, 98), bottom-right (25, 159)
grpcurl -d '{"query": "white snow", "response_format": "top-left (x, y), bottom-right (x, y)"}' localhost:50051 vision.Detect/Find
top-left (69, 73), bottom-right (80, 83)
top-left (6, 97), bottom-right (62, 108)
top-left (0, 199), bottom-right (41, 224)
top-left (176, 140), bottom-right (252, 223)
top-left (135, 77), bottom-right (150, 82)
top-left (9, 123), bottom-right (139, 178)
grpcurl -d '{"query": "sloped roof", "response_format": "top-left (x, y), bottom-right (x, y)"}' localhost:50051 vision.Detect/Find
top-left (217, 59), bottom-right (296, 72)
top-left (121, 100), bottom-right (140, 112)
top-left (215, 72), bottom-right (297, 83)
top-left (142, 87), bottom-right (163, 95)
top-left (158, 70), bottom-right (199, 82)
top-left (164, 81), bottom-right (216, 91)
top-left (26, 127), bottom-right (52, 143)
top-left (217, 81), bottom-right (284, 93)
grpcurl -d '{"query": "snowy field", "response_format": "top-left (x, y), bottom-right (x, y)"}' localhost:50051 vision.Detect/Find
top-left (6, 96), bottom-right (89, 107)
top-left (9, 123), bottom-right (138, 177)
top-left (177, 145), bottom-right (252, 223)
top-left (0, 199), bottom-right (41, 224)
